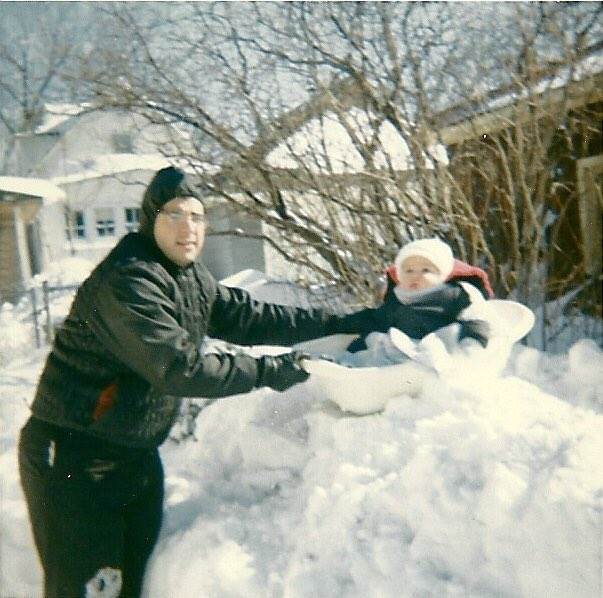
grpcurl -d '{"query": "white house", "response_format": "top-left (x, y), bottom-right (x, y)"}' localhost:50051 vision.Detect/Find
top-left (2, 104), bottom-right (267, 299)
top-left (6, 95), bottom-right (443, 298)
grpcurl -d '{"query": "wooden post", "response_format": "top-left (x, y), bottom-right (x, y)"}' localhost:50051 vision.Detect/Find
top-left (42, 280), bottom-right (53, 343)
top-left (30, 286), bottom-right (41, 348)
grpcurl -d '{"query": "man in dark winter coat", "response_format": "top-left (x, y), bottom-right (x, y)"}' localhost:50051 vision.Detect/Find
top-left (19, 166), bottom-right (445, 598)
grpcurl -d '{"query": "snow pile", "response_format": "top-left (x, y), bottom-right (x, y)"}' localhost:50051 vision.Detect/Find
top-left (510, 339), bottom-right (603, 413)
top-left (0, 303), bottom-right (37, 366)
top-left (141, 339), bottom-right (602, 598)
top-left (0, 257), bottom-right (89, 365)
top-left (0, 351), bottom-right (48, 595)
top-left (0, 305), bottom-right (601, 596)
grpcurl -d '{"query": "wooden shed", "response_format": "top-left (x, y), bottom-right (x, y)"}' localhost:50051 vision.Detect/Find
top-left (0, 177), bottom-right (65, 302)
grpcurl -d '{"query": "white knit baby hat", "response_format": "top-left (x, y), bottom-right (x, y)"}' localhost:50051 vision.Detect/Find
top-left (394, 237), bottom-right (455, 281)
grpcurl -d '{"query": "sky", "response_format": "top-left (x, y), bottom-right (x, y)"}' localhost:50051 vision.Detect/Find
top-left (0, 260), bottom-right (601, 598)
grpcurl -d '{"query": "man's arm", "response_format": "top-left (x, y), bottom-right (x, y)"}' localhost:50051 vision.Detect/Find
top-left (358, 282), bottom-right (474, 339)
top-left (208, 280), bottom-right (475, 348)
top-left (88, 265), bottom-right (306, 397)
top-left (207, 283), bottom-right (345, 346)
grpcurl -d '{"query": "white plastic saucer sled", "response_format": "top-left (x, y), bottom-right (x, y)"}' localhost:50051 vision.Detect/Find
top-left (293, 333), bottom-right (359, 356)
top-left (299, 357), bottom-right (432, 415)
top-left (294, 331), bottom-right (434, 415)
top-left (484, 299), bottom-right (535, 343)
top-left (293, 299), bottom-right (535, 415)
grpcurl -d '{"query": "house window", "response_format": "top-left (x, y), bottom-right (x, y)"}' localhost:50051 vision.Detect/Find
top-left (95, 208), bottom-right (115, 237)
top-left (65, 210), bottom-right (86, 240)
top-left (124, 207), bottom-right (140, 233)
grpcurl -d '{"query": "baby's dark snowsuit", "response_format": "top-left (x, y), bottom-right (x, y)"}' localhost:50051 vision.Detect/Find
top-left (347, 260), bottom-right (493, 353)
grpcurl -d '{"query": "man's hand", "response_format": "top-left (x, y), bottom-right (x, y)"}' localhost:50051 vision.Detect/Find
top-left (256, 351), bottom-right (311, 392)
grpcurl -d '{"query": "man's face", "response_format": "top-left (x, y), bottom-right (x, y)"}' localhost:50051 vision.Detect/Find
top-left (153, 197), bottom-right (206, 266)
top-left (398, 255), bottom-right (442, 291)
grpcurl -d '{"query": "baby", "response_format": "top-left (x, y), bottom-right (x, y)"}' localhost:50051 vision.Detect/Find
top-left (386, 237), bottom-right (493, 302)
top-left (347, 238), bottom-right (493, 353)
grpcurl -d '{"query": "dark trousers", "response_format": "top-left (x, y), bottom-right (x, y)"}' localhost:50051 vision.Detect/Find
top-left (18, 417), bottom-right (164, 598)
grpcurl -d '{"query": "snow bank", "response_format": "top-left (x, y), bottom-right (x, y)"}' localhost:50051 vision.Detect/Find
top-left (0, 257), bottom-right (91, 365)
top-left (0, 303), bottom-right (37, 366)
top-left (1, 303), bottom-right (601, 597)
top-left (38, 256), bottom-right (94, 287)
top-left (144, 340), bottom-right (602, 598)
top-left (0, 351), bottom-right (49, 596)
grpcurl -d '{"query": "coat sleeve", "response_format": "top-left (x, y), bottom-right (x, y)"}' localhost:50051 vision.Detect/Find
top-left (207, 283), bottom-right (342, 346)
top-left (87, 264), bottom-right (262, 398)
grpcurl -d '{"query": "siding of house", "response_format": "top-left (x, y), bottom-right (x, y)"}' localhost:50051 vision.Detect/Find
top-left (8, 133), bottom-right (60, 176)
top-left (5, 109), bottom-right (267, 282)
top-left (28, 111), bottom-right (188, 180)
top-left (0, 203), bottom-right (34, 301)
top-left (445, 99), bottom-right (602, 307)
top-left (203, 204), bottom-right (267, 280)
top-left (50, 170), bottom-right (151, 263)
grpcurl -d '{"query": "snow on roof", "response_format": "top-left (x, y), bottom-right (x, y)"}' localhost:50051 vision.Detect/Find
top-left (52, 153), bottom-right (173, 185)
top-left (0, 176), bottom-right (65, 202)
top-left (266, 107), bottom-right (448, 174)
top-left (440, 46), bottom-right (603, 129)
top-left (220, 268), bottom-right (349, 310)
top-left (52, 154), bottom-right (218, 185)
top-left (220, 269), bottom-right (316, 308)
top-left (485, 53), bottom-right (603, 114)
top-left (35, 103), bottom-right (88, 134)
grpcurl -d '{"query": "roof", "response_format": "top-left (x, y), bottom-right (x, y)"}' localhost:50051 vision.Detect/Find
top-left (265, 107), bottom-right (448, 174)
top-left (0, 176), bottom-right (66, 202)
top-left (51, 154), bottom-right (173, 185)
top-left (52, 154), bottom-right (217, 185)
top-left (435, 41), bottom-right (603, 132)
top-left (35, 103), bottom-right (88, 134)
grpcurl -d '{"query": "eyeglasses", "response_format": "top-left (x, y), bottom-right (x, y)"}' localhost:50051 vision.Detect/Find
top-left (159, 209), bottom-right (206, 225)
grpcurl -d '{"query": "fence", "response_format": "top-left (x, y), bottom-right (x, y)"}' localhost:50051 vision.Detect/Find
top-left (29, 281), bottom-right (80, 348)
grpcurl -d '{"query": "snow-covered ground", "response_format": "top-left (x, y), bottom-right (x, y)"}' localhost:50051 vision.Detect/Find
top-left (0, 266), bottom-right (601, 598)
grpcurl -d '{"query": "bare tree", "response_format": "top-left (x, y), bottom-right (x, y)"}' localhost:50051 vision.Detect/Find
top-left (0, 2), bottom-right (107, 172)
top-left (73, 2), bottom-right (601, 343)
top-left (440, 3), bottom-right (603, 346)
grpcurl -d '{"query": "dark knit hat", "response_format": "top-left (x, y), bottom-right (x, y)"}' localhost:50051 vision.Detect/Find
top-left (138, 166), bottom-right (199, 237)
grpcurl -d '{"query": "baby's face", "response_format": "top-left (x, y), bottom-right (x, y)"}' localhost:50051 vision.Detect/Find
top-left (398, 256), bottom-right (442, 291)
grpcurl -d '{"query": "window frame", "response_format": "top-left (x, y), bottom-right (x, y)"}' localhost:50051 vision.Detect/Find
top-left (65, 209), bottom-right (86, 240)
top-left (124, 207), bottom-right (140, 233)
top-left (94, 207), bottom-right (116, 238)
